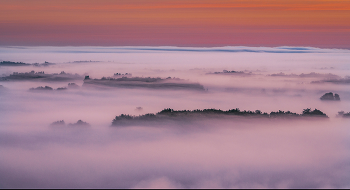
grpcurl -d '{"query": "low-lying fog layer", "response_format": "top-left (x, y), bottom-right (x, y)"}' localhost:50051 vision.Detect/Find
top-left (0, 46), bottom-right (350, 188)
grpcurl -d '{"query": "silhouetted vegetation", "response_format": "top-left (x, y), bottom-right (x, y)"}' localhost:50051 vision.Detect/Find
top-left (29, 86), bottom-right (53, 91)
top-left (72, 60), bottom-right (99, 63)
top-left (270, 110), bottom-right (299, 117)
top-left (301, 108), bottom-right (328, 117)
top-left (0, 61), bottom-right (30, 66)
top-left (320, 92), bottom-right (340, 101)
top-left (114, 73), bottom-right (132, 77)
top-left (208, 70), bottom-right (252, 75)
top-left (68, 120), bottom-right (90, 127)
top-left (30, 86), bottom-right (72, 91)
top-left (0, 61), bottom-right (56, 67)
top-left (112, 108), bottom-right (328, 126)
top-left (83, 76), bottom-right (205, 90)
top-left (50, 120), bottom-right (90, 127)
top-left (269, 72), bottom-right (340, 79)
top-left (312, 76), bottom-right (350, 84)
top-left (67, 83), bottom-right (80, 89)
top-left (50, 120), bottom-right (66, 126)
top-left (32, 61), bottom-right (55, 67)
top-left (0, 71), bottom-right (83, 81)
top-left (135, 107), bottom-right (143, 111)
top-left (337, 111), bottom-right (350, 118)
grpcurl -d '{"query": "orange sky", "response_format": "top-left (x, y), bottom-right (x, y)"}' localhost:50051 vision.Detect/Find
top-left (1, 0), bottom-right (350, 47)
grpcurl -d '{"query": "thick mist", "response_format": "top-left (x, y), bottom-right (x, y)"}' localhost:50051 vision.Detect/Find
top-left (0, 46), bottom-right (350, 188)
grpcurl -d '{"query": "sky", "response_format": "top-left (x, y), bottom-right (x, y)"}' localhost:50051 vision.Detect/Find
top-left (1, 0), bottom-right (350, 47)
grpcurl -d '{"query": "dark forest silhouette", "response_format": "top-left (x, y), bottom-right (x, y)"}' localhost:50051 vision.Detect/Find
top-left (83, 76), bottom-right (205, 90)
top-left (30, 86), bottom-right (53, 91)
top-left (0, 61), bottom-right (30, 66)
top-left (1, 71), bottom-right (83, 81)
top-left (0, 61), bottom-right (56, 67)
top-left (112, 108), bottom-right (328, 126)
top-left (320, 92), bottom-right (340, 101)
top-left (50, 120), bottom-right (90, 127)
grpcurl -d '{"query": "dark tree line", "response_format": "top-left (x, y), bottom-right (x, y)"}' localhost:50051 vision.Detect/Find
top-left (112, 108), bottom-right (328, 125)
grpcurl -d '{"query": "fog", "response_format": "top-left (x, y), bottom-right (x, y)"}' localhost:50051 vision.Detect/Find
top-left (0, 46), bottom-right (350, 188)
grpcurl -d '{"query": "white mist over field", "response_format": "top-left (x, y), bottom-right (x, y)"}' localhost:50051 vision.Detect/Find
top-left (0, 46), bottom-right (350, 188)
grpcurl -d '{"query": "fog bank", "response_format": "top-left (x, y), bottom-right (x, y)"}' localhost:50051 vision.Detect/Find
top-left (0, 46), bottom-right (350, 188)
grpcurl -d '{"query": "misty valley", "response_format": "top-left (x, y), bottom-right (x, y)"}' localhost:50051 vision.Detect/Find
top-left (0, 46), bottom-right (350, 188)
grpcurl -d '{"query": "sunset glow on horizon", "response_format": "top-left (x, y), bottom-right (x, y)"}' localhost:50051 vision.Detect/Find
top-left (1, 0), bottom-right (350, 47)
top-left (1, 1), bottom-right (350, 188)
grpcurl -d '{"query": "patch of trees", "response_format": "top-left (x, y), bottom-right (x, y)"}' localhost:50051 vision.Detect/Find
top-left (312, 76), bottom-right (350, 84)
top-left (269, 72), bottom-right (340, 79)
top-left (114, 73), bottom-right (132, 77)
top-left (112, 108), bottom-right (328, 126)
top-left (337, 111), bottom-right (350, 118)
top-left (157, 108), bottom-right (327, 117)
top-left (32, 61), bottom-right (55, 67)
top-left (29, 85), bottom-right (72, 91)
top-left (320, 92), bottom-right (340, 101)
top-left (0, 61), bottom-right (30, 66)
top-left (51, 120), bottom-right (66, 126)
top-left (68, 120), bottom-right (90, 127)
top-left (92, 76), bottom-right (176, 82)
top-left (0, 61), bottom-right (56, 67)
top-left (50, 120), bottom-right (90, 127)
top-left (209, 70), bottom-right (250, 75)
top-left (30, 86), bottom-right (53, 91)
top-left (83, 76), bottom-right (205, 91)
top-left (1, 71), bottom-right (82, 81)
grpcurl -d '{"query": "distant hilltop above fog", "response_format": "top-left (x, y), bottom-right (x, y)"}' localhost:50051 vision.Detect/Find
top-left (0, 71), bottom-right (83, 82)
top-left (207, 70), bottom-right (253, 76)
top-left (0, 61), bottom-right (30, 66)
top-left (320, 92), bottom-right (340, 101)
top-left (114, 73), bottom-right (132, 77)
top-left (312, 76), bottom-right (350, 85)
top-left (50, 120), bottom-right (90, 127)
top-left (83, 75), bottom-right (205, 91)
top-left (29, 86), bottom-right (54, 91)
top-left (269, 72), bottom-right (341, 79)
top-left (29, 83), bottom-right (80, 92)
top-left (111, 108), bottom-right (328, 126)
top-left (337, 111), bottom-right (350, 118)
top-left (0, 61), bottom-right (55, 67)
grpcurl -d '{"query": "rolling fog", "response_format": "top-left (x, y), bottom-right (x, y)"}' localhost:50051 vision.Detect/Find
top-left (0, 46), bottom-right (350, 188)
